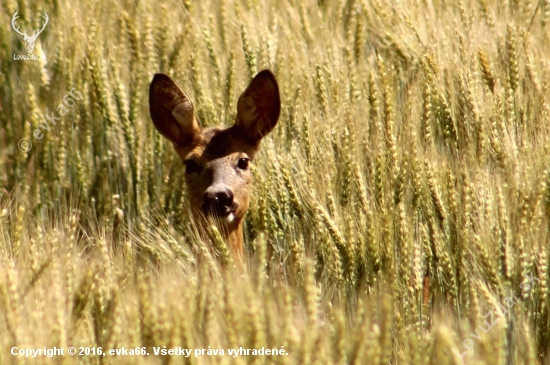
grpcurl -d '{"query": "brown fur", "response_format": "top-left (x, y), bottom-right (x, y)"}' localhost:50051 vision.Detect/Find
top-left (149, 70), bottom-right (281, 262)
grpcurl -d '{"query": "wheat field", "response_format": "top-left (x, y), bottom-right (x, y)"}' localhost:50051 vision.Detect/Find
top-left (0, 0), bottom-right (550, 363)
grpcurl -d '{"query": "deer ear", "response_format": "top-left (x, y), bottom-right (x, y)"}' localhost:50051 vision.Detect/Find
top-left (235, 70), bottom-right (281, 144)
top-left (149, 73), bottom-right (199, 146)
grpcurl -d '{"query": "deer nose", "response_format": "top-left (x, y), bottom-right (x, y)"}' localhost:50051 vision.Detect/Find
top-left (203, 187), bottom-right (234, 208)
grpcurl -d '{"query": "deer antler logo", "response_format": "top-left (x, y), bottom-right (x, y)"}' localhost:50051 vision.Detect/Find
top-left (11, 11), bottom-right (49, 54)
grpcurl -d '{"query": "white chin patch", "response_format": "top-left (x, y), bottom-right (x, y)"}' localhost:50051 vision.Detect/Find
top-left (224, 213), bottom-right (235, 224)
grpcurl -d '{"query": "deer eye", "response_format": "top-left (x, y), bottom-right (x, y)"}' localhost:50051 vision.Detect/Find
top-left (237, 158), bottom-right (249, 170)
top-left (184, 159), bottom-right (201, 174)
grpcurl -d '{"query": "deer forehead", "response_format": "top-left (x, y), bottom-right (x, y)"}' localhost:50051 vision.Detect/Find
top-left (175, 127), bottom-right (259, 163)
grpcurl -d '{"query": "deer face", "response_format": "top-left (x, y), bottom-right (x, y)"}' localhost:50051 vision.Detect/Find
top-left (149, 70), bottom-right (280, 230)
top-left (23, 34), bottom-right (39, 54)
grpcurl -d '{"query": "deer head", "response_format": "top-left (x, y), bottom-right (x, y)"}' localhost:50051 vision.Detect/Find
top-left (11, 11), bottom-right (49, 54)
top-left (149, 70), bottom-right (281, 260)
